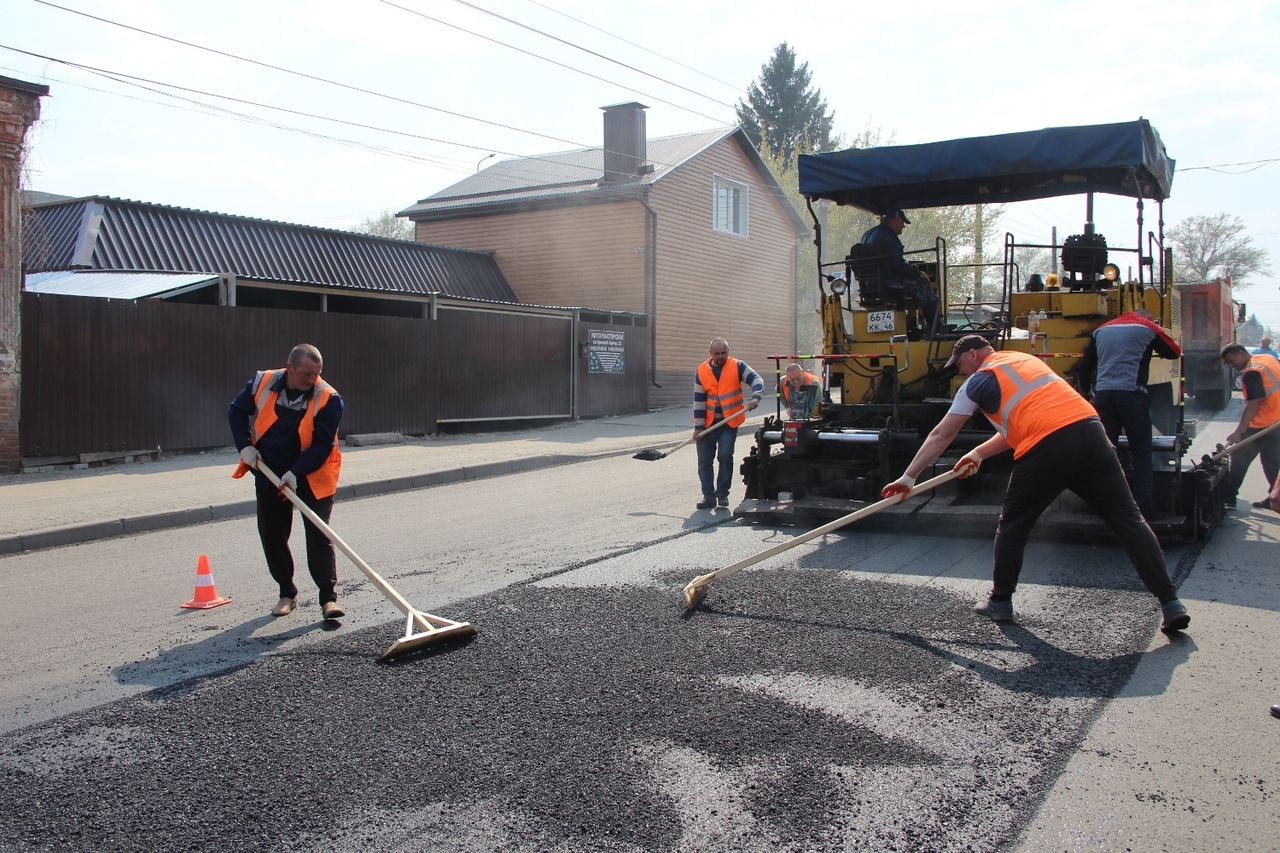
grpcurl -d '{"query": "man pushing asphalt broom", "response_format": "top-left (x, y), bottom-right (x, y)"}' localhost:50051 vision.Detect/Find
top-left (880, 335), bottom-right (1190, 631)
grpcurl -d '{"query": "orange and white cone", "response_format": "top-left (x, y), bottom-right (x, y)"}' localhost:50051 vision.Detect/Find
top-left (181, 554), bottom-right (231, 609)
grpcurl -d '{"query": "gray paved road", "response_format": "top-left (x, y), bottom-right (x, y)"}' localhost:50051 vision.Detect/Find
top-left (0, 403), bottom-right (1274, 851)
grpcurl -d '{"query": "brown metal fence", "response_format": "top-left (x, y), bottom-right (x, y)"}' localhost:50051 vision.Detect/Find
top-left (20, 293), bottom-right (649, 459)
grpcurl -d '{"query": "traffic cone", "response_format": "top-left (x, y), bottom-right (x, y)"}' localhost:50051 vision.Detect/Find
top-left (181, 554), bottom-right (231, 609)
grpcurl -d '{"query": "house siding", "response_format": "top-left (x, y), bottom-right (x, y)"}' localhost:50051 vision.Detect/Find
top-left (411, 135), bottom-right (801, 412)
top-left (646, 140), bottom-right (797, 409)
top-left (415, 204), bottom-right (647, 313)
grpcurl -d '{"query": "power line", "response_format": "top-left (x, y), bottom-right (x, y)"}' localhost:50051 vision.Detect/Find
top-left (1177, 158), bottom-right (1280, 174)
top-left (1, 43), bottom-right (734, 204)
top-left (29, 0), bottom-right (595, 151)
top-left (374, 0), bottom-right (732, 125)
top-left (445, 0), bottom-right (736, 111)
top-left (520, 0), bottom-right (743, 95)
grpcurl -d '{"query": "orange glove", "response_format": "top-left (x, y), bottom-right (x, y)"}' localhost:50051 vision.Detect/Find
top-left (953, 451), bottom-right (982, 479)
top-left (881, 475), bottom-right (915, 504)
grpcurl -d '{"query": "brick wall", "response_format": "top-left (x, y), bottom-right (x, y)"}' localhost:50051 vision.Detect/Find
top-left (0, 76), bottom-right (48, 472)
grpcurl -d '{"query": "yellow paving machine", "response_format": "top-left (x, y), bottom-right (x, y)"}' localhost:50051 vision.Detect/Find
top-left (736, 120), bottom-right (1226, 541)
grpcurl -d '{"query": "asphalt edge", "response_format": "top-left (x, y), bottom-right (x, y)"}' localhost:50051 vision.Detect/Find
top-left (0, 445), bottom-right (666, 555)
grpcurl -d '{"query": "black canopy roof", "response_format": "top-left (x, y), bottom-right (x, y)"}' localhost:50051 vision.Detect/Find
top-left (797, 120), bottom-right (1174, 214)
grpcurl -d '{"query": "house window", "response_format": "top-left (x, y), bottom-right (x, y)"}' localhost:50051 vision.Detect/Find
top-left (713, 176), bottom-right (748, 237)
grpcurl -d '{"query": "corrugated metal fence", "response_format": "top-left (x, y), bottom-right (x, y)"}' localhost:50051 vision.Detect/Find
top-left (19, 293), bottom-right (650, 459)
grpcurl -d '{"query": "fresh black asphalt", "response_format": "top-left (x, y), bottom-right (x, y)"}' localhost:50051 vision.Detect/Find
top-left (0, 535), bottom-right (1192, 852)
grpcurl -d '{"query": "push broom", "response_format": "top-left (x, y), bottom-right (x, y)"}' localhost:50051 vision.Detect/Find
top-left (252, 461), bottom-right (475, 661)
top-left (682, 469), bottom-right (960, 608)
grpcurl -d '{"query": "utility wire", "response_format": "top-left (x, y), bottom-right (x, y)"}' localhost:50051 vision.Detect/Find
top-left (3, 44), bottom-right (676, 200)
top-left (374, 0), bottom-right (732, 125)
top-left (0, 44), bottom-right (711, 196)
top-left (29, 0), bottom-right (595, 150)
top-left (1178, 158), bottom-right (1279, 175)
top-left (521, 0), bottom-right (743, 95)
top-left (445, 0), bottom-right (736, 110)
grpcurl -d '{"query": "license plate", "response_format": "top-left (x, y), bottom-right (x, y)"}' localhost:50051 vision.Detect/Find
top-left (867, 310), bottom-right (895, 332)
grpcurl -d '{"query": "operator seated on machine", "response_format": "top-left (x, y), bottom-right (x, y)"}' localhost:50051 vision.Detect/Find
top-left (860, 208), bottom-right (939, 333)
top-left (779, 363), bottom-right (822, 420)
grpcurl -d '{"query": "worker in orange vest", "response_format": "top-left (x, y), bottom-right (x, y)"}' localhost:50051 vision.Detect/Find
top-left (881, 334), bottom-right (1189, 632)
top-left (693, 338), bottom-right (764, 510)
top-left (1220, 343), bottom-right (1280, 509)
top-left (230, 343), bottom-right (345, 620)
top-left (779, 363), bottom-right (823, 420)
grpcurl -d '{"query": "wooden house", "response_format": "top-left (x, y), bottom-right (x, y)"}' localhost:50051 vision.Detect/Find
top-left (400, 103), bottom-right (808, 409)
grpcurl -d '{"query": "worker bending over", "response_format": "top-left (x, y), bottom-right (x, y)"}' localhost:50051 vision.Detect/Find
top-left (882, 334), bottom-right (1189, 631)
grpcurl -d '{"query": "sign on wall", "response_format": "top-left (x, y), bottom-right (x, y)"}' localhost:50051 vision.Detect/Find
top-left (587, 329), bottom-right (626, 374)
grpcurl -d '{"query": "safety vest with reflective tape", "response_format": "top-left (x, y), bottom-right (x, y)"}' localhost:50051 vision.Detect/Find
top-left (232, 369), bottom-right (342, 498)
top-left (975, 351), bottom-right (1096, 458)
top-left (698, 358), bottom-right (746, 428)
top-left (1244, 354), bottom-right (1280, 428)
top-left (781, 371), bottom-right (822, 412)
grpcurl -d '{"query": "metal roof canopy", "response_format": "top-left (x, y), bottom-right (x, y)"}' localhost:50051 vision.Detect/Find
top-left (797, 119), bottom-right (1174, 214)
top-left (24, 270), bottom-right (218, 299)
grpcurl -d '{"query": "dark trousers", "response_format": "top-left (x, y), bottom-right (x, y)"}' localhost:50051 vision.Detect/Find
top-left (991, 418), bottom-right (1177, 604)
top-left (256, 478), bottom-right (337, 603)
top-left (891, 276), bottom-right (939, 327)
top-left (1093, 389), bottom-right (1155, 515)
top-left (1223, 424), bottom-right (1280, 501)
top-left (696, 425), bottom-right (739, 499)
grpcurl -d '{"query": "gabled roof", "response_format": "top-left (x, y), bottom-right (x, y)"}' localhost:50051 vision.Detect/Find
top-left (400, 127), bottom-right (809, 234)
top-left (22, 196), bottom-right (518, 302)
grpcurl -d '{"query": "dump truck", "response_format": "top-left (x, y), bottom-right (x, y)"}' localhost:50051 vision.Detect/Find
top-left (1178, 278), bottom-right (1243, 410)
top-left (736, 120), bottom-right (1226, 542)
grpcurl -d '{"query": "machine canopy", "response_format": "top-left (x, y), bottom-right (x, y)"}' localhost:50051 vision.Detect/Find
top-left (797, 119), bottom-right (1173, 214)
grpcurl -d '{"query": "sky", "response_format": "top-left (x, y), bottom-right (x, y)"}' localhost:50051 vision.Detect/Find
top-left (5, 0), bottom-right (1279, 326)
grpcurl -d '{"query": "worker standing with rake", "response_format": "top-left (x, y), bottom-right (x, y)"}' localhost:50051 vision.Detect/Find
top-left (693, 338), bottom-right (764, 510)
top-left (230, 343), bottom-right (346, 621)
top-left (881, 335), bottom-right (1190, 632)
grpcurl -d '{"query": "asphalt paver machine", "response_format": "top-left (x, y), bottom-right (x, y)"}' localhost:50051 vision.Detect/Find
top-left (736, 120), bottom-right (1226, 541)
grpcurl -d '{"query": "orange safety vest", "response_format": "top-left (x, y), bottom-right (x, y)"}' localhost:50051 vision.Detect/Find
top-left (1244, 354), bottom-right (1280, 428)
top-left (231, 368), bottom-right (343, 498)
top-left (780, 371), bottom-right (822, 409)
top-left (975, 351), bottom-right (1096, 458)
top-left (698, 358), bottom-right (747, 428)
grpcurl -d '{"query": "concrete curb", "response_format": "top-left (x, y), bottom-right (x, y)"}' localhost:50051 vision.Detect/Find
top-left (2, 444), bottom-right (665, 555)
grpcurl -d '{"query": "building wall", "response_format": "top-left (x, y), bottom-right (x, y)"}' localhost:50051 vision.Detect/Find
top-left (0, 78), bottom-right (47, 473)
top-left (415, 203), bottom-right (647, 313)
top-left (646, 139), bottom-right (799, 409)
top-left (412, 136), bottom-right (801, 412)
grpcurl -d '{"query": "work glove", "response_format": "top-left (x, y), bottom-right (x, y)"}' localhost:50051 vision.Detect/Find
top-left (279, 470), bottom-right (298, 493)
top-left (953, 451), bottom-right (982, 479)
top-left (239, 446), bottom-right (259, 468)
top-left (881, 474), bottom-right (915, 504)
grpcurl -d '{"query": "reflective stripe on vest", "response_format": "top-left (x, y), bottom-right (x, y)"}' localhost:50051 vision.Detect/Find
top-left (247, 369), bottom-right (342, 498)
top-left (977, 351), bottom-right (1095, 458)
top-left (781, 371), bottom-right (821, 407)
top-left (698, 358), bottom-right (746, 428)
top-left (1246, 355), bottom-right (1280, 428)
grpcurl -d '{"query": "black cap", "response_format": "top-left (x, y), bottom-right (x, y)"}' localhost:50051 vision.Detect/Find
top-left (884, 209), bottom-right (910, 224)
top-left (944, 334), bottom-right (991, 368)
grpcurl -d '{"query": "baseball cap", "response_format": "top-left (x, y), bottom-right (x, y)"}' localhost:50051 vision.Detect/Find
top-left (944, 334), bottom-right (991, 368)
top-left (884, 209), bottom-right (910, 224)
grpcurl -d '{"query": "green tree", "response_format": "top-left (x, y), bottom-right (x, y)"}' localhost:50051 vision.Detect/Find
top-left (1168, 213), bottom-right (1272, 287)
top-left (350, 211), bottom-right (414, 241)
top-left (737, 43), bottom-right (834, 168)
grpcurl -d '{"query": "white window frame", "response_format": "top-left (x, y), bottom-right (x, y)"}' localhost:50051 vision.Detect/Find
top-left (712, 175), bottom-right (749, 238)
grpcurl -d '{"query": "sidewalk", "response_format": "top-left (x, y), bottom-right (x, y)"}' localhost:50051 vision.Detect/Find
top-left (0, 407), bottom-right (734, 554)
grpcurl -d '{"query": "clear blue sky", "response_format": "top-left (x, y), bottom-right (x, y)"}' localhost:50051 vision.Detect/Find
top-left (5, 0), bottom-right (1278, 325)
